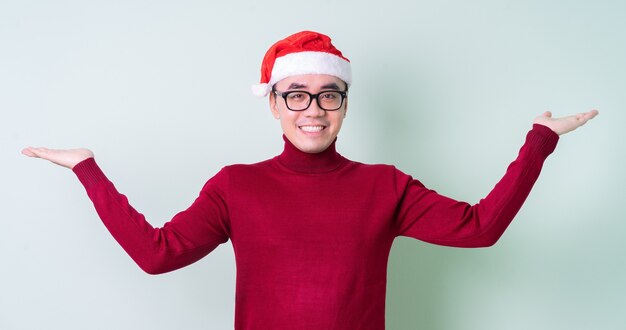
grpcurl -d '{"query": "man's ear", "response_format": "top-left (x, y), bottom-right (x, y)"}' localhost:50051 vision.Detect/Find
top-left (343, 97), bottom-right (348, 118)
top-left (269, 93), bottom-right (280, 119)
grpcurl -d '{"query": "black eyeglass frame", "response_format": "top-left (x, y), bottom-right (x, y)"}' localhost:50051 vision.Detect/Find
top-left (273, 90), bottom-right (348, 111)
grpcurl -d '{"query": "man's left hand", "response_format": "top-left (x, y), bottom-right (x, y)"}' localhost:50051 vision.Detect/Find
top-left (533, 110), bottom-right (599, 136)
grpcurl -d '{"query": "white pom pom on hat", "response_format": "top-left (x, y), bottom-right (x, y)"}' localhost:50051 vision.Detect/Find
top-left (251, 31), bottom-right (352, 97)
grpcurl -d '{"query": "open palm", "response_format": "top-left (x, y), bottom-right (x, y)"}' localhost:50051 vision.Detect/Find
top-left (533, 110), bottom-right (599, 136)
top-left (21, 147), bottom-right (94, 169)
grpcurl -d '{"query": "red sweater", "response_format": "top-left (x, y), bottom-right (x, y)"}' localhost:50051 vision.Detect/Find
top-left (72, 124), bottom-right (558, 329)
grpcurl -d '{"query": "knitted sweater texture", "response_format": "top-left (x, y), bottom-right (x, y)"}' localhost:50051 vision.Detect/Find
top-left (72, 124), bottom-right (559, 329)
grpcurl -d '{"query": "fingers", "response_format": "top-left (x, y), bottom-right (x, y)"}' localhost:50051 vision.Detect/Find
top-left (21, 147), bottom-right (51, 158)
top-left (21, 147), bottom-right (36, 157)
top-left (575, 109), bottom-right (599, 125)
top-left (22, 147), bottom-right (44, 158)
top-left (585, 109), bottom-right (599, 120)
top-left (21, 147), bottom-right (63, 163)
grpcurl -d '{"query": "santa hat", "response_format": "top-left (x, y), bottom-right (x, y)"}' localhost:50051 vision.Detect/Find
top-left (251, 31), bottom-right (352, 97)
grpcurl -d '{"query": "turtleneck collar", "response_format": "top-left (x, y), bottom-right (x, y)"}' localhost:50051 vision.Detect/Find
top-left (275, 135), bottom-right (348, 174)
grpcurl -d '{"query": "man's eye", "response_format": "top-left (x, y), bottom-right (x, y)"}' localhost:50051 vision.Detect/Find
top-left (287, 92), bottom-right (307, 100)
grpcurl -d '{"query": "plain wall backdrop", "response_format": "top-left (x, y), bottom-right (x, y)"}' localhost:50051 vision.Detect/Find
top-left (1, 0), bottom-right (624, 329)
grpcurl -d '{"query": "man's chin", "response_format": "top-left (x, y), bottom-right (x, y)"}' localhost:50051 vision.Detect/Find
top-left (294, 139), bottom-right (331, 154)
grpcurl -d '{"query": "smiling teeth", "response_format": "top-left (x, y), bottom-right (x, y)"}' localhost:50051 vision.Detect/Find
top-left (300, 126), bottom-right (324, 132)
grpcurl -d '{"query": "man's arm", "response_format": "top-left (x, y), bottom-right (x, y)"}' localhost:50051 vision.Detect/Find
top-left (22, 148), bottom-right (231, 274)
top-left (394, 110), bottom-right (598, 247)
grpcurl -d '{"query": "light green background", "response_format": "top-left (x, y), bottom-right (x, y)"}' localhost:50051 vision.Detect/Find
top-left (1, 0), bottom-right (624, 329)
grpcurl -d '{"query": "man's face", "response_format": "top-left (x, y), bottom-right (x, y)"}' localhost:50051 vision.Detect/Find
top-left (270, 74), bottom-right (348, 153)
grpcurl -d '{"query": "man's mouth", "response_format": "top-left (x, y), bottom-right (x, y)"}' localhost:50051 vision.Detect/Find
top-left (299, 125), bottom-right (326, 133)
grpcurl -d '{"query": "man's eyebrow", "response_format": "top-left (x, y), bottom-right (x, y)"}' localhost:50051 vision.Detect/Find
top-left (285, 82), bottom-right (344, 90)
top-left (320, 83), bottom-right (341, 90)
top-left (287, 82), bottom-right (307, 90)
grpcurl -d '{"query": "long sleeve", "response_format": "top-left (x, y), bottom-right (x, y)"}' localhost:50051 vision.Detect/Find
top-left (394, 124), bottom-right (559, 247)
top-left (72, 159), bottom-right (231, 274)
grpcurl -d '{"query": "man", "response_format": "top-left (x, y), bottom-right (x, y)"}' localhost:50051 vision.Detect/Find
top-left (22, 31), bottom-right (598, 329)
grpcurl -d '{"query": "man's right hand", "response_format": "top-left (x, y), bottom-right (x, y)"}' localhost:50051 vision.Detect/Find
top-left (21, 147), bottom-right (94, 169)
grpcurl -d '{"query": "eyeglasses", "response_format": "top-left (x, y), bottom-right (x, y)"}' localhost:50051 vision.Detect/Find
top-left (273, 90), bottom-right (347, 111)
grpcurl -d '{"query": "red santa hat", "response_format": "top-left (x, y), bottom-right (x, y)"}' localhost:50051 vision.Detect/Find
top-left (251, 31), bottom-right (352, 97)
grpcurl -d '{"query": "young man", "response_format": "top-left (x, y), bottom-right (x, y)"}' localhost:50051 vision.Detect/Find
top-left (22, 31), bottom-right (598, 329)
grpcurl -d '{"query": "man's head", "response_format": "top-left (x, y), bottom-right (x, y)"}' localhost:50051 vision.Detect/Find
top-left (269, 74), bottom-right (348, 153)
top-left (253, 31), bottom-right (351, 153)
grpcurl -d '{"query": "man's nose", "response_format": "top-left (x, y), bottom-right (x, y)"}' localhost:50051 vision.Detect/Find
top-left (303, 98), bottom-right (325, 117)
